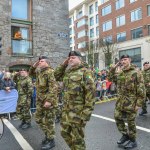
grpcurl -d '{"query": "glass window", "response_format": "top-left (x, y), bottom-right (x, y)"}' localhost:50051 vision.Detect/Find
top-left (119, 47), bottom-right (141, 67)
top-left (90, 17), bottom-right (94, 26)
top-left (77, 30), bottom-right (88, 38)
top-left (100, 0), bottom-right (109, 4)
top-left (69, 28), bottom-right (72, 35)
top-left (77, 11), bottom-right (83, 19)
top-left (77, 19), bottom-right (87, 28)
top-left (103, 35), bottom-right (112, 43)
top-left (131, 8), bottom-right (142, 22)
top-left (147, 5), bottom-right (150, 16)
top-left (70, 38), bottom-right (73, 44)
top-left (116, 0), bottom-right (124, 10)
top-left (90, 28), bottom-right (94, 38)
top-left (78, 42), bottom-right (86, 49)
top-left (131, 27), bottom-right (143, 39)
top-left (69, 17), bottom-right (73, 25)
top-left (11, 26), bottom-right (32, 55)
top-left (103, 20), bottom-right (112, 31)
top-left (96, 27), bottom-right (99, 36)
top-left (89, 4), bottom-right (94, 14)
top-left (130, 0), bottom-right (137, 3)
top-left (117, 32), bottom-right (126, 42)
top-left (96, 14), bottom-right (99, 24)
top-left (116, 15), bottom-right (125, 27)
top-left (12, 0), bottom-right (30, 20)
top-left (95, 2), bottom-right (98, 12)
top-left (102, 5), bottom-right (111, 16)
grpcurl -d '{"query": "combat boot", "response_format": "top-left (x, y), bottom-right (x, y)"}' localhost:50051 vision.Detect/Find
top-left (124, 140), bottom-right (137, 149)
top-left (117, 134), bottom-right (129, 145)
top-left (21, 122), bottom-right (31, 129)
top-left (18, 121), bottom-right (26, 128)
top-left (139, 110), bottom-right (147, 116)
top-left (42, 136), bottom-right (50, 145)
top-left (41, 138), bottom-right (55, 150)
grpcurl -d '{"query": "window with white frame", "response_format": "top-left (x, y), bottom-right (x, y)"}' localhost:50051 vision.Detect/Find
top-left (90, 17), bottom-right (94, 26)
top-left (116, 0), bottom-right (125, 10)
top-left (78, 42), bottom-right (86, 49)
top-left (70, 37), bottom-right (73, 44)
top-left (131, 8), bottom-right (142, 22)
top-left (90, 28), bottom-right (94, 38)
top-left (77, 11), bottom-right (82, 19)
top-left (103, 35), bottom-right (112, 43)
top-left (89, 4), bottom-right (94, 14)
top-left (147, 5), bottom-right (150, 16)
top-left (77, 30), bottom-right (88, 38)
top-left (130, 0), bottom-right (137, 3)
top-left (100, 0), bottom-right (109, 5)
top-left (96, 14), bottom-right (99, 24)
top-left (117, 32), bottom-right (126, 42)
top-left (95, 2), bottom-right (98, 12)
top-left (77, 19), bottom-right (87, 28)
top-left (11, 0), bottom-right (32, 56)
top-left (116, 15), bottom-right (125, 27)
top-left (102, 5), bottom-right (111, 16)
top-left (102, 20), bottom-right (112, 31)
top-left (131, 27), bottom-right (143, 39)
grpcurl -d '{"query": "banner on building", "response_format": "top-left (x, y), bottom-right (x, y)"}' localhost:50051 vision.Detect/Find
top-left (0, 89), bottom-right (18, 114)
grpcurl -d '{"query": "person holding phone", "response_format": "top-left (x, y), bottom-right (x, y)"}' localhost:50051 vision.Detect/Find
top-left (54, 51), bottom-right (95, 150)
top-left (29, 56), bottom-right (58, 150)
top-left (108, 55), bottom-right (146, 149)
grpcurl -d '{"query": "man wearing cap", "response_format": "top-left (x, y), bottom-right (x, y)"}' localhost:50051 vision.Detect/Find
top-left (139, 61), bottom-right (150, 115)
top-left (108, 55), bottom-right (145, 149)
top-left (29, 56), bottom-right (58, 150)
top-left (13, 69), bottom-right (33, 129)
top-left (54, 51), bottom-right (95, 150)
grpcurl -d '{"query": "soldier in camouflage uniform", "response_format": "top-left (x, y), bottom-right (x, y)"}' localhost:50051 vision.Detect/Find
top-left (29, 56), bottom-right (58, 150)
top-left (139, 61), bottom-right (150, 115)
top-left (13, 69), bottom-right (33, 129)
top-left (54, 51), bottom-right (95, 150)
top-left (108, 55), bottom-right (146, 149)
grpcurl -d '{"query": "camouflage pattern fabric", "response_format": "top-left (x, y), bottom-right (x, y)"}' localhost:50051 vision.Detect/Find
top-left (142, 67), bottom-right (150, 111)
top-left (13, 74), bottom-right (32, 123)
top-left (29, 66), bottom-right (58, 140)
top-left (54, 64), bottom-right (95, 150)
top-left (108, 64), bottom-right (146, 140)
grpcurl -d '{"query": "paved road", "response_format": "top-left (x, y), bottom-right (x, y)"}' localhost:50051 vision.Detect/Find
top-left (0, 100), bottom-right (150, 150)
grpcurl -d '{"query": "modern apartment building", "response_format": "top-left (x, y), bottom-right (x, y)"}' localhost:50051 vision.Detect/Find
top-left (0, 0), bottom-right (69, 70)
top-left (69, 0), bottom-right (150, 69)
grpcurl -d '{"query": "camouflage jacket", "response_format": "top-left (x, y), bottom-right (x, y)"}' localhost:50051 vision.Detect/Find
top-left (13, 74), bottom-right (32, 96)
top-left (54, 64), bottom-right (96, 123)
top-left (108, 64), bottom-right (146, 112)
top-left (142, 67), bottom-right (150, 94)
top-left (29, 66), bottom-right (58, 108)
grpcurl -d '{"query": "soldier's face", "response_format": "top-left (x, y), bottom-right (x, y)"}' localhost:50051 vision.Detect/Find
top-left (144, 64), bottom-right (150, 70)
top-left (121, 58), bottom-right (131, 68)
top-left (68, 56), bottom-right (81, 67)
top-left (38, 59), bottom-right (48, 68)
top-left (20, 71), bottom-right (27, 76)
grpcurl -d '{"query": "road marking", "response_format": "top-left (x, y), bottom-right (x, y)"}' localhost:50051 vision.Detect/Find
top-left (3, 119), bottom-right (33, 150)
top-left (92, 114), bottom-right (150, 133)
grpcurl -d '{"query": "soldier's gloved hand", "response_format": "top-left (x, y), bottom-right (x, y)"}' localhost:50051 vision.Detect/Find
top-left (43, 101), bottom-right (52, 108)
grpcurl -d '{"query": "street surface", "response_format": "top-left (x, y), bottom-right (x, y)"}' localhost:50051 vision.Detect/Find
top-left (0, 100), bottom-right (150, 150)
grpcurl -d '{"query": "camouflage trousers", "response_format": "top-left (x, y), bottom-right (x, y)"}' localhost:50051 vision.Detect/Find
top-left (35, 100), bottom-right (55, 140)
top-left (61, 121), bottom-right (86, 150)
top-left (114, 109), bottom-right (137, 140)
top-left (16, 95), bottom-right (31, 123)
top-left (142, 93), bottom-right (150, 111)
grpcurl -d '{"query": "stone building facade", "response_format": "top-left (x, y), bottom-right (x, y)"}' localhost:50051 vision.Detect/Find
top-left (0, 0), bottom-right (70, 71)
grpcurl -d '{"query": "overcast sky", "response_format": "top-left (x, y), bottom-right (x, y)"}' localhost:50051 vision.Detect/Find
top-left (69, 0), bottom-right (83, 10)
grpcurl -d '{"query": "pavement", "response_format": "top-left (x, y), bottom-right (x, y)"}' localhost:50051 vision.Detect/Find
top-left (0, 100), bottom-right (150, 150)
